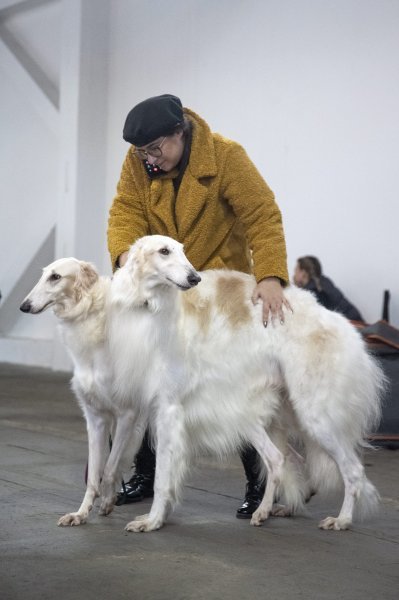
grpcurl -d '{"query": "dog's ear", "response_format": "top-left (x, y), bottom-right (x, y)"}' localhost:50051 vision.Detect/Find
top-left (125, 239), bottom-right (141, 263)
top-left (74, 261), bottom-right (99, 295)
top-left (126, 240), bottom-right (146, 272)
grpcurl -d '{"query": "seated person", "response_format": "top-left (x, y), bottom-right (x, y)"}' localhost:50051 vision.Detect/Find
top-left (293, 256), bottom-right (364, 322)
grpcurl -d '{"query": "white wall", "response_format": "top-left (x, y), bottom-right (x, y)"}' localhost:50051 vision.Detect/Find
top-left (0, 0), bottom-right (109, 369)
top-left (1, 0), bottom-right (398, 369)
top-left (106, 0), bottom-right (399, 325)
top-left (0, 0), bottom-right (60, 353)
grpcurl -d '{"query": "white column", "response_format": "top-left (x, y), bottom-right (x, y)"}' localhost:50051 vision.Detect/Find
top-left (56, 0), bottom-right (109, 263)
top-left (53, 0), bottom-right (109, 370)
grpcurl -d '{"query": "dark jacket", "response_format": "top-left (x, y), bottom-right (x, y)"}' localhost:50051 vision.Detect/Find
top-left (305, 275), bottom-right (364, 322)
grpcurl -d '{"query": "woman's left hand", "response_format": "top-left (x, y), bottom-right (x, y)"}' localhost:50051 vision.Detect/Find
top-left (251, 277), bottom-right (293, 327)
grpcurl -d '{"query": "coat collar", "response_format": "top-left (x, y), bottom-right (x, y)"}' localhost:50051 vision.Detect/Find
top-left (148, 108), bottom-right (218, 241)
top-left (185, 108), bottom-right (218, 179)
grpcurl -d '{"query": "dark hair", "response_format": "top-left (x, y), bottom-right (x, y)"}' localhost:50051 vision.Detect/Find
top-left (171, 117), bottom-right (193, 190)
top-left (297, 256), bottom-right (323, 290)
top-left (173, 115), bottom-right (191, 136)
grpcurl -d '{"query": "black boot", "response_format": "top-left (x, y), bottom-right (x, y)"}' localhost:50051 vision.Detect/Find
top-left (115, 431), bottom-right (156, 506)
top-left (236, 445), bottom-right (265, 519)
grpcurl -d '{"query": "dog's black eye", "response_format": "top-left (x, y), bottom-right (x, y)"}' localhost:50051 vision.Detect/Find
top-left (48, 273), bottom-right (61, 282)
top-left (159, 247), bottom-right (170, 256)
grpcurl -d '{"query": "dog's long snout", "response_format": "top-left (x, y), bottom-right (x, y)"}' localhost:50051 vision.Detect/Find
top-left (20, 299), bottom-right (32, 313)
top-left (187, 271), bottom-right (201, 287)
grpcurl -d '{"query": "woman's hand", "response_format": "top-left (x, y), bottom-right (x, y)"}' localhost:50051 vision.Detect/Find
top-left (251, 277), bottom-right (293, 327)
top-left (118, 251), bottom-right (129, 268)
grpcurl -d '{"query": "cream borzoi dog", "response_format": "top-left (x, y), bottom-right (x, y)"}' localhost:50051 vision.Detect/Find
top-left (21, 236), bottom-right (383, 533)
top-left (20, 257), bottom-right (116, 525)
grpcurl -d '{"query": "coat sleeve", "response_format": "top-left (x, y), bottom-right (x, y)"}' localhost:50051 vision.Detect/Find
top-left (107, 151), bottom-right (150, 271)
top-left (221, 142), bottom-right (289, 284)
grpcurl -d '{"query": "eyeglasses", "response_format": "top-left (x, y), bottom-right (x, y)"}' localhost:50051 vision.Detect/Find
top-left (132, 136), bottom-right (167, 160)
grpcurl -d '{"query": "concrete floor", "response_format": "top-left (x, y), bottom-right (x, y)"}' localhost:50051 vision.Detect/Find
top-left (1, 363), bottom-right (398, 600)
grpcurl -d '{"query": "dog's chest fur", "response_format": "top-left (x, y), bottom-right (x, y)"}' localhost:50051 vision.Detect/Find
top-left (109, 306), bottom-right (179, 406)
top-left (60, 308), bottom-right (113, 410)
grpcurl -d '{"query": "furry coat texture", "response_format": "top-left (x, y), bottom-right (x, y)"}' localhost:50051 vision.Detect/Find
top-left (107, 108), bottom-right (288, 284)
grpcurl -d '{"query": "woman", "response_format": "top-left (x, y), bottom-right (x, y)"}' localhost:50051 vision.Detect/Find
top-left (107, 94), bottom-right (291, 518)
top-left (293, 255), bottom-right (364, 321)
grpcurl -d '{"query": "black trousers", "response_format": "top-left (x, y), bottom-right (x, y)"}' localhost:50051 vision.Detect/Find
top-left (133, 431), bottom-right (262, 484)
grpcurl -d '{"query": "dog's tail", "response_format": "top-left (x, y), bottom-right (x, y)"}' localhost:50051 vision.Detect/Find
top-left (304, 439), bottom-right (342, 495)
top-left (354, 349), bottom-right (386, 448)
top-left (356, 477), bottom-right (381, 520)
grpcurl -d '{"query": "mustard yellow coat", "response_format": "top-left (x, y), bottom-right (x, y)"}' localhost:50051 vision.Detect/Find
top-left (107, 108), bottom-right (288, 284)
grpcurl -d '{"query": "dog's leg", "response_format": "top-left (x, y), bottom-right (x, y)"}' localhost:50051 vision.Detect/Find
top-left (58, 409), bottom-right (109, 526)
top-left (301, 422), bottom-right (379, 531)
top-left (246, 426), bottom-right (286, 527)
top-left (98, 410), bottom-right (146, 516)
top-left (314, 436), bottom-right (376, 531)
top-left (125, 402), bottom-right (186, 533)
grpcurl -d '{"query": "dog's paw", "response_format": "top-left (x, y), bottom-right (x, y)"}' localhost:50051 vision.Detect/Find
top-left (250, 508), bottom-right (270, 527)
top-left (318, 516), bottom-right (351, 531)
top-left (134, 513), bottom-right (149, 521)
top-left (58, 512), bottom-right (87, 527)
top-left (271, 503), bottom-right (292, 517)
top-left (125, 517), bottom-right (163, 533)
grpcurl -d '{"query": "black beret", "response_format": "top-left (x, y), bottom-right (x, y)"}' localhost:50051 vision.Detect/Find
top-left (123, 94), bottom-right (184, 147)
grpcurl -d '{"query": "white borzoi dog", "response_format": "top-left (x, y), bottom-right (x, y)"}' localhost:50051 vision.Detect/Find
top-left (108, 235), bottom-right (383, 533)
top-left (20, 257), bottom-right (116, 525)
top-left (21, 235), bottom-right (384, 533)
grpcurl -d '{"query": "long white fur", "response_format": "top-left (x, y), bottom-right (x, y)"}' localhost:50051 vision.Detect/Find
top-left (20, 257), bottom-right (119, 525)
top-left (21, 236), bottom-right (384, 533)
top-left (108, 236), bottom-right (384, 532)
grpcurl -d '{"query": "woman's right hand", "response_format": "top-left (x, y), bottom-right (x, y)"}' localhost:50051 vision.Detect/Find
top-left (118, 251), bottom-right (129, 268)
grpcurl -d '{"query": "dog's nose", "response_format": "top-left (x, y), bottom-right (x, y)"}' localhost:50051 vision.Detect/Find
top-left (187, 272), bottom-right (201, 287)
top-left (20, 300), bottom-right (32, 313)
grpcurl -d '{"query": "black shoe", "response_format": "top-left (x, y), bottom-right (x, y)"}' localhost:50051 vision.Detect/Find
top-left (115, 473), bottom-right (154, 506)
top-left (236, 482), bottom-right (265, 519)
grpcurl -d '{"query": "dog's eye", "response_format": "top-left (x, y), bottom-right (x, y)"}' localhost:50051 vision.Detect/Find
top-left (48, 273), bottom-right (61, 282)
top-left (159, 247), bottom-right (170, 256)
